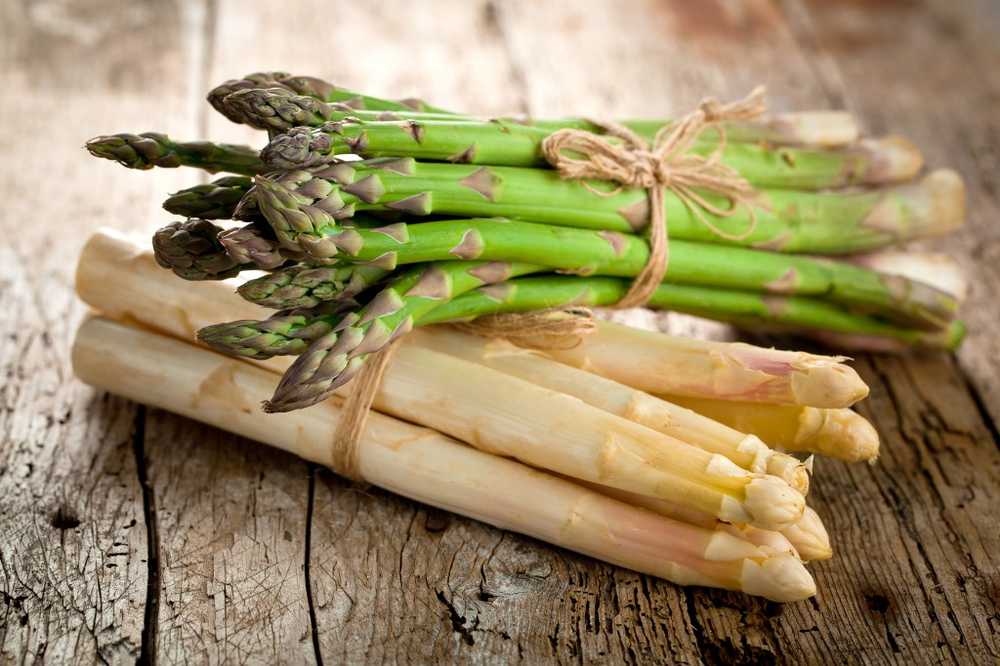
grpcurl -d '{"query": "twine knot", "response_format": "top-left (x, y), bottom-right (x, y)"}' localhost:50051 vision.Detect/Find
top-left (540, 87), bottom-right (766, 308)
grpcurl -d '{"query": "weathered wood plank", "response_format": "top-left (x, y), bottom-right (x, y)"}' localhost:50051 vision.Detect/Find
top-left (0, 0), bottom-right (202, 662)
top-left (148, 411), bottom-right (315, 665)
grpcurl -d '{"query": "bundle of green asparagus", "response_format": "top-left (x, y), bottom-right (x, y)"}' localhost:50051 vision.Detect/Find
top-left (79, 71), bottom-right (962, 600)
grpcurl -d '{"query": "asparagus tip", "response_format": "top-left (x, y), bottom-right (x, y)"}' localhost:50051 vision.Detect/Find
top-left (790, 362), bottom-right (870, 408)
top-left (784, 507), bottom-right (833, 562)
top-left (743, 475), bottom-right (806, 530)
top-left (740, 554), bottom-right (816, 602)
top-left (925, 168), bottom-right (966, 235)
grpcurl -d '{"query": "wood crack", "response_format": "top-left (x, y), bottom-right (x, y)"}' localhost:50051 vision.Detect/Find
top-left (304, 465), bottom-right (324, 666)
top-left (132, 406), bottom-right (160, 665)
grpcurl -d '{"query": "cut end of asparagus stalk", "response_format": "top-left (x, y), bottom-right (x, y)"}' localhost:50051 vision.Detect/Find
top-left (858, 135), bottom-right (924, 183)
top-left (782, 506), bottom-right (833, 561)
top-left (767, 111), bottom-right (859, 147)
top-left (925, 169), bottom-right (967, 235)
top-left (848, 251), bottom-right (968, 302)
top-left (867, 169), bottom-right (965, 239)
top-left (740, 554), bottom-right (817, 602)
top-left (739, 475), bottom-right (806, 530)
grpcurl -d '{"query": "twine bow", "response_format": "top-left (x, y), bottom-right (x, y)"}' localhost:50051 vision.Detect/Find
top-left (540, 87), bottom-right (767, 308)
top-left (327, 89), bottom-right (769, 482)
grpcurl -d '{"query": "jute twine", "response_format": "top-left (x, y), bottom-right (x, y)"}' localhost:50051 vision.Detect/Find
top-left (327, 88), bottom-right (767, 480)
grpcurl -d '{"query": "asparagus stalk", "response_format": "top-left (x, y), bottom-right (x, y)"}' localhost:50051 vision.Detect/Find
top-left (666, 396), bottom-right (880, 463)
top-left (587, 482), bottom-right (832, 561)
top-left (85, 133), bottom-right (264, 175)
top-left (208, 71), bottom-right (450, 124)
top-left (409, 327), bottom-right (810, 492)
top-left (253, 162), bottom-right (964, 254)
top-left (163, 176), bottom-right (253, 219)
top-left (262, 119), bottom-right (919, 189)
top-left (75, 231), bottom-right (868, 408)
top-left (74, 317), bottom-right (815, 601)
top-left (221, 86), bottom-right (859, 147)
top-left (418, 276), bottom-right (967, 351)
top-left (235, 216), bottom-right (956, 330)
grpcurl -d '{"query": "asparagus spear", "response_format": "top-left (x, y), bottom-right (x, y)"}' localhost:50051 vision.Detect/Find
top-left (667, 396), bottom-right (880, 463)
top-left (208, 71), bottom-right (450, 124)
top-left (262, 119), bottom-right (919, 189)
top-left (221, 86), bottom-right (859, 147)
top-left (418, 276), bottom-right (966, 351)
top-left (409, 327), bottom-right (810, 492)
top-left (235, 216), bottom-right (957, 330)
top-left (85, 133), bottom-right (264, 175)
top-left (75, 318), bottom-right (815, 601)
top-left (163, 176), bottom-right (253, 219)
top-left (253, 162), bottom-right (964, 254)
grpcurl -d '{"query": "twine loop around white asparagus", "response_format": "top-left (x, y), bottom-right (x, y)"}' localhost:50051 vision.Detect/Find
top-left (540, 87), bottom-right (766, 308)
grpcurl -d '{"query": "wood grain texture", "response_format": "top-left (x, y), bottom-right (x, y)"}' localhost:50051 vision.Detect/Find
top-left (1, 0), bottom-right (998, 664)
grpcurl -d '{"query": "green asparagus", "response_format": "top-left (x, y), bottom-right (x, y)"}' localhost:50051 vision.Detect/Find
top-left (253, 161), bottom-right (964, 255)
top-left (86, 133), bottom-right (263, 175)
top-left (163, 176), bottom-right (253, 219)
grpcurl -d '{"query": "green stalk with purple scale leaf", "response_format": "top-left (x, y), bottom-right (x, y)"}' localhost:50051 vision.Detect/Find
top-left (233, 217), bottom-right (956, 329)
top-left (252, 158), bottom-right (964, 255)
top-left (416, 277), bottom-right (967, 352)
top-left (163, 176), bottom-right (254, 219)
top-left (260, 117), bottom-right (918, 190)
top-left (220, 85), bottom-right (860, 147)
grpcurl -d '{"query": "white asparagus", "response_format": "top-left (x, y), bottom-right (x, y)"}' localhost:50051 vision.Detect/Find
top-left (72, 317), bottom-right (816, 601)
top-left (410, 327), bottom-right (810, 493)
top-left (665, 395), bottom-right (879, 463)
top-left (525, 320), bottom-right (870, 408)
top-left (579, 480), bottom-right (832, 561)
top-left (76, 231), bottom-right (807, 529)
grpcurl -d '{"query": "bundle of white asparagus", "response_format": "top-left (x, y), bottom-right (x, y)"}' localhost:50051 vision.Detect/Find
top-left (72, 231), bottom-right (883, 602)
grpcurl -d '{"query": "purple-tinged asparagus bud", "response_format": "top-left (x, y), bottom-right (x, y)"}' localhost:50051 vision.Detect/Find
top-left (152, 219), bottom-right (242, 281)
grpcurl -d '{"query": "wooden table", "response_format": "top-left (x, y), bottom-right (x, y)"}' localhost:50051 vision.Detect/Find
top-left (2, 1), bottom-right (998, 663)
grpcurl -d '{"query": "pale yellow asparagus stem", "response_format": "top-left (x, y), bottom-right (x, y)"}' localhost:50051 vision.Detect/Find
top-left (531, 320), bottom-right (869, 408)
top-left (847, 251), bottom-right (968, 301)
top-left (410, 327), bottom-right (810, 494)
top-left (665, 395), bottom-right (879, 463)
top-left (77, 232), bottom-right (809, 528)
top-left (365, 343), bottom-right (806, 529)
top-left (73, 317), bottom-right (816, 601)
